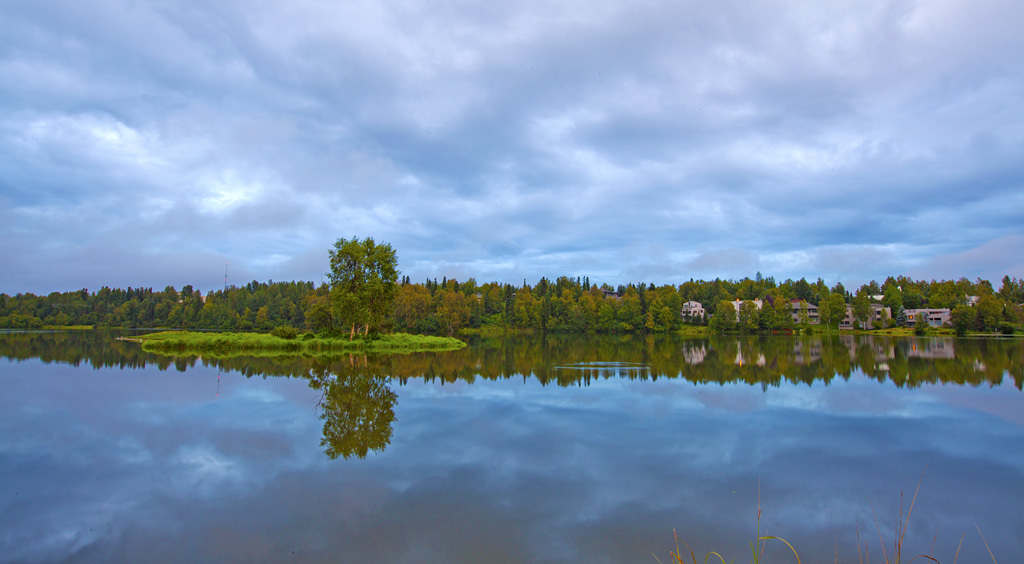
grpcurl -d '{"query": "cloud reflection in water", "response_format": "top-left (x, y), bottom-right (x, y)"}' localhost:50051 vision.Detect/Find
top-left (0, 333), bottom-right (1022, 563)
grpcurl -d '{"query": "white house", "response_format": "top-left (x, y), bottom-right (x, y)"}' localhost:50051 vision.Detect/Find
top-left (680, 301), bottom-right (705, 321)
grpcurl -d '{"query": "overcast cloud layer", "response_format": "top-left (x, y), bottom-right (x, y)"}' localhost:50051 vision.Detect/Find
top-left (2, 0), bottom-right (1022, 294)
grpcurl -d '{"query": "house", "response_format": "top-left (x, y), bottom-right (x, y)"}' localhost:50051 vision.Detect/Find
top-left (904, 308), bottom-right (951, 327)
top-left (601, 289), bottom-right (621, 300)
top-left (789, 299), bottom-right (819, 324)
top-left (728, 299), bottom-right (763, 321)
top-left (839, 303), bottom-right (892, 329)
top-left (680, 300), bottom-right (705, 321)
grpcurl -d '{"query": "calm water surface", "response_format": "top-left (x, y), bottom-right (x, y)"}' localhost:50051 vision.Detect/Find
top-left (1, 331), bottom-right (1022, 563)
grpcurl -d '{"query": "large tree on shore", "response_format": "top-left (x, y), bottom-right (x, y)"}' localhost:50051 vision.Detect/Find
top-left (328, 236), bottom-right (399, 339)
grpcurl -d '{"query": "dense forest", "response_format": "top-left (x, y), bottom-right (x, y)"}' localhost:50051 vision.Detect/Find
top-left (2, 273), bottom-right (1022, 334)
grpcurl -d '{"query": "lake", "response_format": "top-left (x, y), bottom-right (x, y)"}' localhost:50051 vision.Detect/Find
top-left (2, 330), bottom-right (1022, 563)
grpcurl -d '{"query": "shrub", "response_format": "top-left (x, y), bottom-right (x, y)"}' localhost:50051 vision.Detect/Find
top-left (998, 321), bottom-right (1015, 335)
top-left (270, 326), bottom-right (298, 339)
top-left (914, 315), bottom-right (929, 335)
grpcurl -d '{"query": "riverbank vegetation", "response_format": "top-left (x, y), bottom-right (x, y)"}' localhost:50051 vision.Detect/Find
top-left (133, 330), bottom-right (465, 356)
top-left (4, 274), bottom-right (1020, 335)
top-left (2, 238), bottom-right (1021, 336)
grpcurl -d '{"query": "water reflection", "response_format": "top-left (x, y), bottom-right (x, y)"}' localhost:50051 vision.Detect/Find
top-left (5, 330), bottom-right (1020, 463)
top-left (2, 330), bottom-right (1023, 562)
top-left (307, 360), bottom-right (397, 460)
top-left (3, 331), bottom-right (1019, 391)
top-left (103, 333), bottom-right (1022, 390)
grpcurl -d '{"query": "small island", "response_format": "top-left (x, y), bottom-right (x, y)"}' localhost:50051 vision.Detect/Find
top-left (129, 237), bottom-right (469, 357)
top-left (133, 330), bottom-right (465, 357)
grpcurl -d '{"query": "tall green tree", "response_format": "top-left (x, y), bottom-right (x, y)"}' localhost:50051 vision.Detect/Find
top-left (819, 292), bottom-right (847, 330)
top-left (327, 236), bottom-right (400, 339)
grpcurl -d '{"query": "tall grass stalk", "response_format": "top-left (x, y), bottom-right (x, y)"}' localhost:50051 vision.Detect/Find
top-left (662, 467), bottom-right (999, 564)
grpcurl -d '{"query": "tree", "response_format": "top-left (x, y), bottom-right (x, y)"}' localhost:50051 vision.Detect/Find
top-left (820, 292), bottom-right (846, 330)
top-left (853, 291), bottom-right (871, 327)
top-left (436, 288), bottom-right (470, 336)
top-left (327, 237), bottom-right (399, 339)
top-left (793, 278), bottom-right (813, 302)
top-left (882, 284), bottom-right (903, 314)
top-left (914, 312), bottom-right (929, 335)
top-left (773, 296), bottom-right (793, 331)
top-left (709, 300), bottom-right (736, 332)
top-left (974, 295), bottom-right (1002, 332)
top-left (393, 284), bottom-right (432, 332)
top-left (998, 275), bottom-right (1023, 303)
top-left (757, 300), bottom-right (778, 332)
top-left (951, 305), bottom-right (974, 336)
top-left (737, 300), bottom-right (759, 332)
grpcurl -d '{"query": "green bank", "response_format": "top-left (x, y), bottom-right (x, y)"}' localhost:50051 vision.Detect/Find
top-left (132, 330), bottom-right (466, 357)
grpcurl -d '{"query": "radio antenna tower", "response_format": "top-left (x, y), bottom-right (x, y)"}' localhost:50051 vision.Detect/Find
top-left (224, 261), bottom-right (228, 292)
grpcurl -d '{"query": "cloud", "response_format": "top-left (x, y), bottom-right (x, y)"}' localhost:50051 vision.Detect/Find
top-left (910, 234), bottom-right (1024, 282)
top-left (1, 0), bottom-right (1022, 293)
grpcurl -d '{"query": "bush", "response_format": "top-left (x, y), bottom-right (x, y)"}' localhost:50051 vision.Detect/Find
top-left (270, 326), bottom-right (298, 339)
top-left (998, 321), bottom-right (1015, 335)
top-left (914, 316), bottom-right (929, 335)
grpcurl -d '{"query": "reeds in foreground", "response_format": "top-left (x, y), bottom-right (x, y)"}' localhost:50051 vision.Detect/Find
top-left (658, 468), bottom-right (998, 564)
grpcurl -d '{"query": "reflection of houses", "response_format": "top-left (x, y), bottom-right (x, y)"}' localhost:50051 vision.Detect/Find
top-left (904, 309), bottom-right (951, 327)
top-left (790, 299), bottom-right (819, 325)
top-left (906, 338), bottom-right (955, 359)
top-left (681, 343), bottom-right (707, 365)
top-left (791, 339), bottom-right (822, 364)
top-left (839, 335), bottom-right (895, 362)
top-left (839, 303), bottom-right (892, 329)
top-left (733, 341), bottom-right (766, 366)
top-left (680, 301), bottom-right (705, 322)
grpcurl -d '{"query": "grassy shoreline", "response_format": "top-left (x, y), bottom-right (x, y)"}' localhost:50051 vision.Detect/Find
top-left (132, 331), bottom-right (466, 357)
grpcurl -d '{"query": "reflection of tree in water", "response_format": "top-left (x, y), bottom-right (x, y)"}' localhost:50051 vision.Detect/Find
top-left (306, 359), bottom-right (397, 460)
top-left (166, 334), bottom-right (1024, 391)
top-left (4, 331), bottom-right (1022, 396)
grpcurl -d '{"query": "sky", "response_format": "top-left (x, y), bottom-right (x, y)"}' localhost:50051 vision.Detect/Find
top-left (2, 0), bottom-right (1023, 295)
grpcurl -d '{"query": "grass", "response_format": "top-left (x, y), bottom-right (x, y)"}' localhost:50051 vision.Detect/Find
top-left (132, 330), bottom-right (466, 357)
top-left (658, 469), bottom-right (997, 564)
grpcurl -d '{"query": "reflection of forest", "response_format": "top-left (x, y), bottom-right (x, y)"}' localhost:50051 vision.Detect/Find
top-left (197, 334), bottom-right (1022, 390)
top-left (2, 331), bottom-right (1021, 391)
top-left (0, 329), bottom-right (196, 371)
top-left (4, 331), bottom-right (1021, 461)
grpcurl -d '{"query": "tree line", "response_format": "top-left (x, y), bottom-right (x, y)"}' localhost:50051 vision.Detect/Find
top-left (3, 272), bottom-right (1022, 334)
top-left (2, 234), bottom-right (1022, 335)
